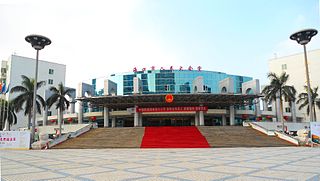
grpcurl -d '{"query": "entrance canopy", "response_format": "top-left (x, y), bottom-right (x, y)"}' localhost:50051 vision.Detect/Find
top-left (77, 93), bottom-right (261, 109)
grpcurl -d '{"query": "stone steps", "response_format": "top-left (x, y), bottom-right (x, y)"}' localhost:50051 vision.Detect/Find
top-left (198, 126), bottom-right (295, 147)
top-left (52, 127), bottom-right (145, 149)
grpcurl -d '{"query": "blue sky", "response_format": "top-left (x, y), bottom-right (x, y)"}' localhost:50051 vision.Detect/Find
top-left (0, 0), bottom-right (319, 88)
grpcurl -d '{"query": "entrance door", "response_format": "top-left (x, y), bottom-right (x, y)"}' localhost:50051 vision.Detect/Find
top-left (143, 116), bottom-right (192, 126)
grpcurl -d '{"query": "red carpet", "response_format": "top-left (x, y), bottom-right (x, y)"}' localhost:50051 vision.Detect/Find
top-left (141, 126), bottom-right (210, 148)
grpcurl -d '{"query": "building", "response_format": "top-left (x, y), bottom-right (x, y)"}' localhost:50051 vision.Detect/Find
top-left (1, 55), bottom-right (67, 130)
top-left (73, 68), bottom-right (263, 127)
top-left (268, 49), bottom-right (320, 122)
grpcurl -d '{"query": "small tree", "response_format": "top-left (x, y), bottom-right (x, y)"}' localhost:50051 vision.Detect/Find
top-left (46, 82), bottom-right (74, 136)
top-left (10, 75), bottom-right (45, 129)
top-left (0, 99), bottom-right (17, 130)
top-left (262, 72), bottom-right (296, 131)
top-left (297, 86), bottom-right (320, 121)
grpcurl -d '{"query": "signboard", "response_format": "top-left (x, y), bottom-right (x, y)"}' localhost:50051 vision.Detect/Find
top-left (136, 106), bottom-right (208, 113)
top-left (133, 66), bottom-right (202, 72)
top-left (0, 131), bottom-right (30, 149)
top-left (310, 122), bottom-right (320, 143)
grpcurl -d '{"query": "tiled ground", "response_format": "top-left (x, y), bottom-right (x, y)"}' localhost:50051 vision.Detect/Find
top-left (1, 147), bottom-right (320, 181)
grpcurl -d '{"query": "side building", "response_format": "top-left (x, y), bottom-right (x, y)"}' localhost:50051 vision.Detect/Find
top-left (268, 49), bottom-right (320, 122)
top-left (1, 55), bottom-right (67, 130)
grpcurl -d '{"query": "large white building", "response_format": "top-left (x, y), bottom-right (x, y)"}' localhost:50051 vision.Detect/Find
top-left (1, 55), bottom-right (66, 130)
top-left (268, 49), bottom-right (320, 122)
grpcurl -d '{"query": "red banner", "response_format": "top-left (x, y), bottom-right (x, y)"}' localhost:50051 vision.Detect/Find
top-left (136, 106), bottom-right (208, 113)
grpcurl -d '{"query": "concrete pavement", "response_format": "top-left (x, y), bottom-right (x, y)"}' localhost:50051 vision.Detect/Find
top-left (1, 147), bottom-right (320, 181)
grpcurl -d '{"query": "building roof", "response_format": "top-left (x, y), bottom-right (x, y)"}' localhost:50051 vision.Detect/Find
top-left (77, 93), bottom-right (261, 109)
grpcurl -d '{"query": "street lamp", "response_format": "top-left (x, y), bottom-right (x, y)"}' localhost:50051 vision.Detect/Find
top-left (290, 28), bottom-right (317, 122)
top-left (25, 34), bottom-right (51, 142)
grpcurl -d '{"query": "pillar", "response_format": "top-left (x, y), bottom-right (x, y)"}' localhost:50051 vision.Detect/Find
top-left (138, 113), bottom-right (143, 127)
top-left (262, 98), bottom-right (268, 111)
top-left (104, 107), bottom-right (109, 127)
top-left (195, 112), bottom-right (199, 126)
top-left (255, 98), bottom-right (261, 117)
top-left (229, 106), bottom-right (235, 126)
top-left (88, 102), bottom-right (93, 112)
top-left (134, 105), bottom-right (139, 127)
top-left (43, 106), bottom-right (48, 126)
top-left (69, 100), bottom-right (75, 114)
top-left (199, 110), bottom-right (204, 126)
top-left (112, 117), bottom-right (116, 128)
top-left (222, 115), bottom-right (227, 126)
top-left (78, 101), bottom-right (83, 124)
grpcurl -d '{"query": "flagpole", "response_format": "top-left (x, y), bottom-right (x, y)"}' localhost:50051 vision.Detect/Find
top-left (5, 93), bottom-right (10, 131)
top-left (0, 96), bottom-right (2, 130)
top-left (1, 94), bottom-right (5, 130)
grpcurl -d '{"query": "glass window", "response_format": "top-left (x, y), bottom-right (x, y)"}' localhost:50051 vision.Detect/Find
top-left (49, 69), bottom-right (54, 74)
top-left (48, 79), bottom-right (53, 85)
top-left (47, 111), bottom-right (52, 116)
top-left (281, 64), bottom-right (287, 70)
top-left (285, 107), bottom-right (291, 113)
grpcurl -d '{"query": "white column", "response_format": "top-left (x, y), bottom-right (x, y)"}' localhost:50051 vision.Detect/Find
top-left (78, 101), bottom-right (83, 124)
top-left (112, 117), bottom-right (116, 127)
top-left (138, 113), bottom-right (143, 127)
top-left (199, 110), bottom-right (204, 126)
top-left (229, 106), bottom-right (235, 126)
top-left (104, 107), bottom-right (109, 127)
top-left (43, 106), bottom-right (48, 126)
top-left (134, 105), bottom-right (139, 127)
top-left (255, 98), bottom-right (261, 117)
top-left (222, 115), bottom-right (227, 126)
top-left (88, 102), bottom-right (93, 112)
top-left (195, 112), bottom-right (199, 126)
top-left (263, 99), bottom-right (268, 111)
top-left (69, 100), bottom-right (75, 114)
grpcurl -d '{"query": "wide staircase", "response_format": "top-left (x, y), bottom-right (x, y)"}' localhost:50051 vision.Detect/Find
top-left (198, 126), bottom-right (294, 147)
top-left (53, 127), bottom-right (145, 149)
top-left (53, 126), bottom-right (294, 149)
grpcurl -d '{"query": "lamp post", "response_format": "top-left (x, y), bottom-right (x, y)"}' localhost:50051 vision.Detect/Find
top-left (25, 35), bottom-right (51, 142)
top-left (290, 29), bottom-right (317, 122)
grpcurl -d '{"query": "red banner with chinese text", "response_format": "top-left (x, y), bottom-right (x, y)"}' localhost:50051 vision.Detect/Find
top-left (136, 106), bottom-right (208, 113)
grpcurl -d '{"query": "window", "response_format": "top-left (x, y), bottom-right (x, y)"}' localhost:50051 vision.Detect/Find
top-left (281, 64), bottom-right (287, 70)
top-left (47, 111), bottom-right (52, 116)
top-left (48, 79), bottom-right (53, 85)
top-left (49, 69), bottom-right (54, 74)
top-left (285, 107), bottom-right (291, 113)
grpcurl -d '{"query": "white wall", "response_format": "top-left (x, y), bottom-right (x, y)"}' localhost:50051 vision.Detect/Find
top-left (6, 55), bottom-right (66, 130)
top-left (268, 49), bottom-right (320, 122)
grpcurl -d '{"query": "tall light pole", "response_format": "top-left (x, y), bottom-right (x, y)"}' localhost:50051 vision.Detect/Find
top-left (25, 35), bottom-right (51, 142)
top-left (290, 29), bottom-right (317, 122)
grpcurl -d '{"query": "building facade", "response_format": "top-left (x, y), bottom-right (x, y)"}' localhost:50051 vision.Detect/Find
top-left (268, 49), bottom-right (320, 122)
top-left (74, 69), bottom-right (263, 127)
top-left (1, 55), bottom-right (67, 130)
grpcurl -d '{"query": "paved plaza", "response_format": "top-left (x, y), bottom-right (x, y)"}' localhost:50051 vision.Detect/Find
top-left (1, 147), bottom-right (320, 181)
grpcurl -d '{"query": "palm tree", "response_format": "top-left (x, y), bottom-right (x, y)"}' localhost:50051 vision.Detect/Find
top-left (46, 82), bottom-right (74, 136)
top-left (297, 86), bottom-right (320, 121)
top-left (0, 99), bottom-right (17, 130)
top-left (262, 72), bottom-right (296, 131)
top-left (10, 75), bottom-right (46, 129)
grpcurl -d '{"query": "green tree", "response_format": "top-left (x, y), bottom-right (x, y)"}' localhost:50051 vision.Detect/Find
top-left (46, 82), bottom-right (74, 136)
top-left (0, 99), bottom-right (17, 130)
top-left (296, 86), bottom-right (320, 121)
top-left (262, 72), bottom-right (296, 130)
top-left (10, 75), bottom-right (46, 129)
